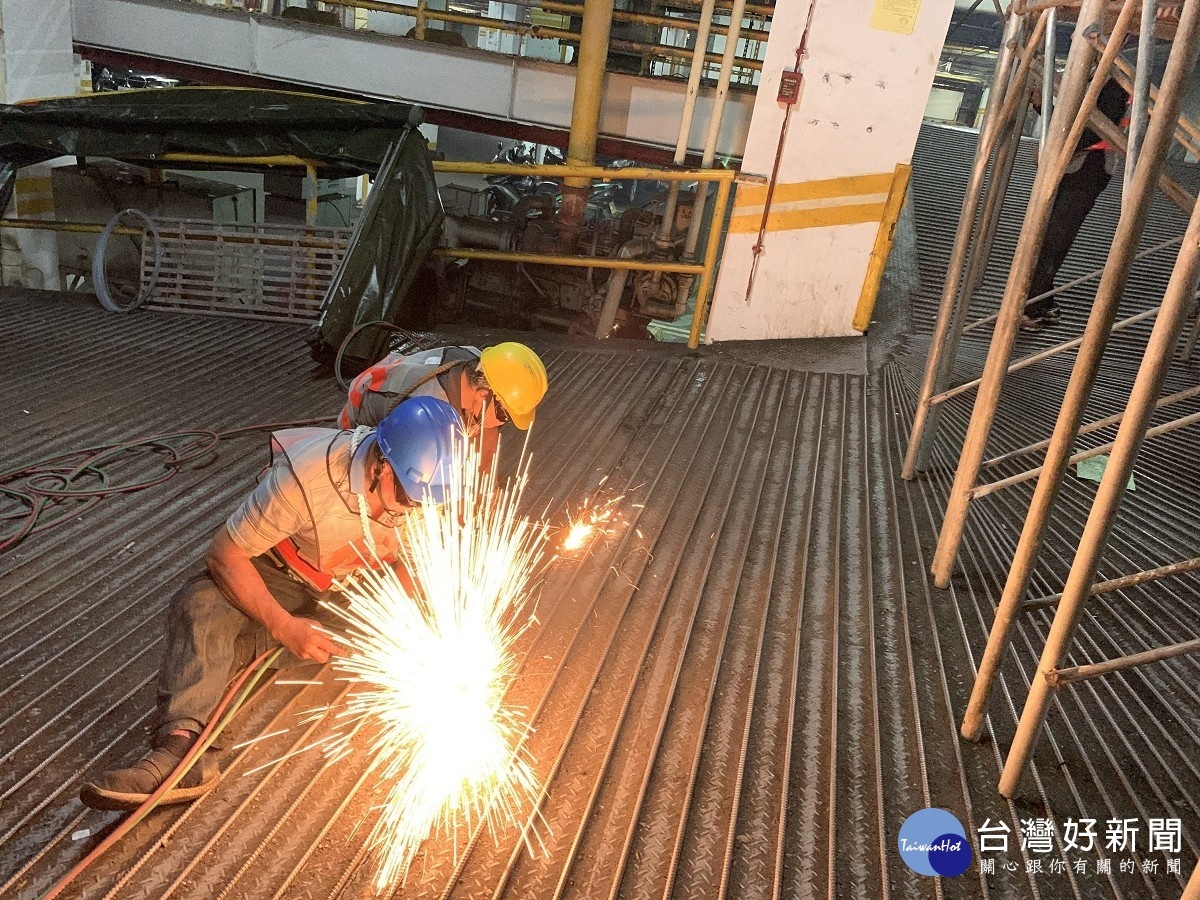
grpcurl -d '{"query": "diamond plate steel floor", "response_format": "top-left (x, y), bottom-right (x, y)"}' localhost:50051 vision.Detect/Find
top-left (0, 123), bottom-right (1197, 900)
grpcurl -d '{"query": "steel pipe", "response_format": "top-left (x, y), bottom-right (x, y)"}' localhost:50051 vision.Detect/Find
top-left (560, 0), bottom-right (617, 238)
top-left (1046, 638), bottom-right (1200, 686)
top-left (902, 10), bottom-right (1041, 479)
top-left (657, 0), bottom-right (718, 250)
top-left (966, 83), bottom-right (1033, 298)
top-left (1041, 7), bottom-right (1058, 149)
top-left (932, 305), bottom-right (1162, 406)
top-left (1125, 0), bottom-right (1158, 200)
top-left (929, 0), bottom-right (1111, 583)
top-left (688, 175), bottom-right (733, 348)
top-left (1111, 52), bottom-right (1200, 156)
top-left (964, 0), bottom-right (1200, 744)
top-left (1183, 305), bottom-right (1200, 358)
top-left (1073, 105), bottom-right (1197, 210)
top-left (998, 0), bottom-right (1200, 795)
top-left (961, 233), bottom-right (1184, 335)
top-left (681, 0), bottom-right (749, 263)
top-left (971, 407), bottom-right (1200, 498)
top-left (983, 384), bottom-right (1200, 467)
top-left (1022, 555), bottom-right (1200, 611)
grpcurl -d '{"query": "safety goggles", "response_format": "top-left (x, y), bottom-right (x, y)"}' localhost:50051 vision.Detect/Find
top-left (371, 463), bottom-right (422, 510)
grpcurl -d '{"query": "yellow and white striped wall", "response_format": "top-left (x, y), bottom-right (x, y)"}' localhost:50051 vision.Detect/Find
top-left (706, 0), bottom-right (954, 342)
top-left (728, 171), bottom-right (896, 237)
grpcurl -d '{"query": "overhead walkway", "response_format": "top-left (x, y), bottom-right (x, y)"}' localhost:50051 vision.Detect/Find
top-left (71, 0), bottom-right (756, 159)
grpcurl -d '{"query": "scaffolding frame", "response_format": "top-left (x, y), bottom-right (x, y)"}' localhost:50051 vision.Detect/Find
top-left (901, 0), bottom-right (1200, 798)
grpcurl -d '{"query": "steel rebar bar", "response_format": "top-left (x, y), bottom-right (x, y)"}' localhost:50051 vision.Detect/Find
top-left (930, 0), bottom-right (1116, 586)
top-left (962, 0), bottom-right (1200, 743)
top-left (999, 0), bottom-right (1200, 794)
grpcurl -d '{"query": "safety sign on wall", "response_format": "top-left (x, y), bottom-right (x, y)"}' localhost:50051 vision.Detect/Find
top-left (870, 0), bottom-right (923, 35)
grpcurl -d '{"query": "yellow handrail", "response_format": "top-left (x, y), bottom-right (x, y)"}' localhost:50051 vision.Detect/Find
top-left (432, 161), bottom-right (737, 182)
top-left (3, 163), bottom-right (736, 348)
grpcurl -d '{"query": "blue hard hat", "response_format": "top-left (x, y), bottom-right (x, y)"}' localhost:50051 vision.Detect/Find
top-left (374, 396), bottom-right (465, 505)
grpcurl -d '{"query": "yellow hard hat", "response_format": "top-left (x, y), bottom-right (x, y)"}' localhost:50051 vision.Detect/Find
top-left (478, 342), bottom-right (548, 430)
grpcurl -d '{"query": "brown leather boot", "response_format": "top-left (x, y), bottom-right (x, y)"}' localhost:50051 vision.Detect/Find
top-left (79, 730), bottom-right (219, 811)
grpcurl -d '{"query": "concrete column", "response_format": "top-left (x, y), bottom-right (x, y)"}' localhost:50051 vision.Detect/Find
top-left (1, 0), bottom-right (76, 291)
top-left (706, 0), bottom-right (955, 341)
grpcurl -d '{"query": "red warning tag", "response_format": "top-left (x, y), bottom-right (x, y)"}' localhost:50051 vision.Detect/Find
top-left (777, 70), bottom-right (803, 105)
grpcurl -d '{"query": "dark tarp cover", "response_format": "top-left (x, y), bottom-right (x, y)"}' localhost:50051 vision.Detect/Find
top-left (309, 127), bottom-right (445, 369)
top-left (0, 87), bottom-right (423, 176)
top-left (0, 88), bottom-right (443, 369)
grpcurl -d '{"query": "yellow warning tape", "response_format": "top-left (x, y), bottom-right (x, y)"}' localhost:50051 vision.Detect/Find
top-left (728, 171), bottom-right (895, 235)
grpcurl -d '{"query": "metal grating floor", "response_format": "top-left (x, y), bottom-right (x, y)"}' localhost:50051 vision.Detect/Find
top-left (0, 120), bottom-right (1197, 898)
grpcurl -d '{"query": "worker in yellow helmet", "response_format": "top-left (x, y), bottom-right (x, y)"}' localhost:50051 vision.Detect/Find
top-left (338, 341), bottom-right (548, 464)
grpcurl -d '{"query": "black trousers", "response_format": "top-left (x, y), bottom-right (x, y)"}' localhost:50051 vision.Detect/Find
top-left (1027, 150), bottom-right (1112, 317)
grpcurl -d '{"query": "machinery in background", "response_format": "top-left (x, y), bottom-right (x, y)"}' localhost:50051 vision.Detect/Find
top-left (436, 165), bottom-right (698, 335)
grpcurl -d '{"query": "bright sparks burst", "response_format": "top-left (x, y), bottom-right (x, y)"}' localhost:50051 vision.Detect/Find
top-left (559, 487), bottom-right (623, 553)
top-left (320, 437), bottom-right (550, 892)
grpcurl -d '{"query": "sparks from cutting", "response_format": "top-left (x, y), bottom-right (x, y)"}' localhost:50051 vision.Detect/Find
top-left (560, 478), bottom-right (624, 553)
top-left (320, 436), bottom-right (550, 892)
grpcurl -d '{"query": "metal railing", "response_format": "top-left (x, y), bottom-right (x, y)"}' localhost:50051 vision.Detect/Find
top-left (183, 0), bottom-right (770, 86)
top-left (431, 160), bottom-right (737, 348)
top-left (0, 161), bottom-right (737, 346)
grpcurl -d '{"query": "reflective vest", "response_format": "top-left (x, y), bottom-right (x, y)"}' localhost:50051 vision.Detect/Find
top-left (267, 428), bottom-right (404, 588)
top-left (338, 346), bottom-right (481, 429)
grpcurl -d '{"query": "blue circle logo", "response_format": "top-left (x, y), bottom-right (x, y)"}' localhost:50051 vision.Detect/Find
top-left (898, 809), bottom-right (972, 877)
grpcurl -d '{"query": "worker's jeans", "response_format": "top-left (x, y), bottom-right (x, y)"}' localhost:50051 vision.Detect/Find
top-left (153, 555), bottom-right (336, 743)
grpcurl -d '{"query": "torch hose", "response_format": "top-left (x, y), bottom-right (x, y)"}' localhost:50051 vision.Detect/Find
top-left (44, 646), bottom-right (285, 900)
top-left (0, 418), bottom-right (336, 555)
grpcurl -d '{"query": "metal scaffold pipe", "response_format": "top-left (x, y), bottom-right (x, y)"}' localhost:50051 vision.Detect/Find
top-left (681, 0), bottom-right (750, 262)
top-left (961, 0), bottom-right (1200, 746)
top-left (933, 305), bottom-right (1161, 407)
top-left (966, 79), bottom-right (1033, 298)
top-left (1021, 554), bottom-right (1200, 611)
top-left (996, 0), bottom-right (1200, 793)
top-left (901, 9), bottom-right (1040, 479)
top-left (971, 406), bottom-right (1200, 498)
top-left (982, 383), bottom-right (1200, 468)
top-left (657, 0), bottom-right (718, 250)
top-left (1125, 0), bottom-right (1158, 202)
top-left (930, 0), bottom-right (1132, 589)
top-left (1109, 52), bottom-right (1200, 157)
top-left (1041, 7), bottom-right (1058, 148)
top-left (1046, 637), bottom-right (1200, 686)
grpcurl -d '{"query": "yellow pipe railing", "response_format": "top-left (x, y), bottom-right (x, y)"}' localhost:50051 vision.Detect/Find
top-left (4, 163), bottom-right (737, 349)
top-left (435, 161), bottom-right (736, 348)
top-left (853, 163), bottom-right (912, 332)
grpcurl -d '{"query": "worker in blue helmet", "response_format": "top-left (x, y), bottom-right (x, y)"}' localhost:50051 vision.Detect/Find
top-left (80, 397), bottom-right (464, 812)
